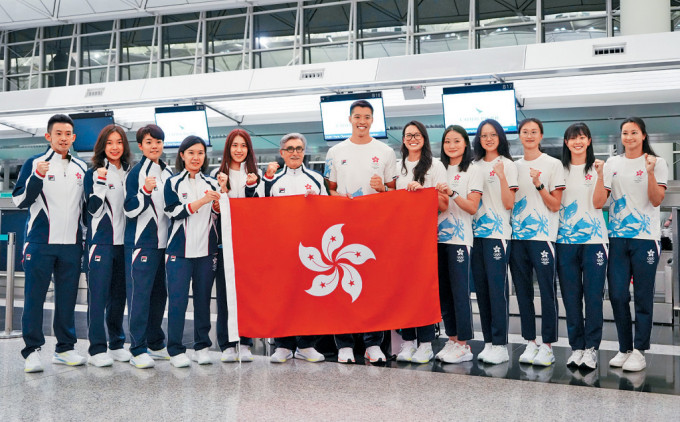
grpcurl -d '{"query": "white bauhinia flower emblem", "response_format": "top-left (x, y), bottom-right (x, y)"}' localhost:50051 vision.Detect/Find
top-left (299, 224), bottom-right (376, 303)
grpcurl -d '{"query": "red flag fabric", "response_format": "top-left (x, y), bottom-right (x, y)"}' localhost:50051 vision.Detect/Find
top-left (220, 188), bottom-right (441, 339)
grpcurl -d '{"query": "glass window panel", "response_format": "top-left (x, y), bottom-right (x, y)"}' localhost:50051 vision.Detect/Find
top-left (544, 0), bottom-right (606, 20)
top-left (82, 21), bottom-right (113, 34)
top-left (162, 59), bottom-right (196, 77)
top-left (162, 22), bottom-right (198, 59)
top-left (359, 0), bottom-right (408, 37)
top-left (613, 17), bottom-right (622, 36)
top-left (43, 70), bottom-right (76, 88)
top-left (8, 29), bottom-right (37, 44)
top-left (43, 25), bottom-right (74, 39)
top-left (304, 3), bottom-right (351, 37)
top-left (304, 44), bottom-right (349, 64)
top-left (673, 12), bottom-right (680, 31)
top-left (7, 46), bottom-right (38, 75)
top-left (358, 38), bottom-right (407, 59)
top-left (207, 8), bottom-right (248, 19)
top-left (120, 17), bottom-right (156, 29)
top-left (119, 63), bottom-right (156, 81)
top-left (417, 0), bottom-right (469, 27)
top-left (120, 29), bottom-right (155, 63)
top-left (207, 17), bottom-right (246, 54)
top-left (477, 0), bottom-right (536, 26)
top-left (163, 13), bottom-right (200, 24)
top-left (254, 49), bottom-right (294, 68)
top-left (478, 24), bottom-right (536, 48)
top-left (7, 76), bottom-right (38, 91)
top-left (207, 54), bottom-right (244, 72)
top-left (544, 18), bottom-right (607, 42)
top-left (416, 31), bottom-right (468, 54)
top-left (254, 10), bottom-right (297, 38)
top-left (80, 68), bottom-right (114, 84)
top-left (81, 34), bottom-right (116, 67)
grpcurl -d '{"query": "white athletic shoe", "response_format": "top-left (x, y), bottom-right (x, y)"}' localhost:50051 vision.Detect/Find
top-left (364, 345), bottom-right (386, 363)
top-left (170, 353), bottom-right (191, 368)
top-left (532, 344), bottom-right (555, 367)
top-left (410, 343), bottom-right (434, 364)
top-left (435, 341), bottom-right (457, 361)
top-left (52, 350), bottom-right (86, 366)
top-left (238, 345), bottom-right (254, 362)
top-left (295, 347), bottom-right (325, 362)
top-left (396, 340), bottom-right (417, 362)
top-left (130, 353), bottom-right (155, 369)
top-left (108, 348), bottom-right (132, 362)
top-left (580, 348), bottom-right (598, 370)
top-left (622, 349), bottom-right (646, 372)
top-left (566, 349), bottom-right (584, 367)
top-left (148, 347), bottom-right (170, 360)
top-left (518, 341), bottom-right (539, 364)
top-left (337, 347), bottom-right (355, 364)
top-left (483, 345), bottom-right (510, 365)
top-left (477, 343), bottom-right (492, 362)
top-left (609, 351), bottom-right (632, 368)
top-left (440, 343), bottom-right (473, 364)
top-left (88, 352), bottom-right (114, 367)
top-left (221, 347), bottom-right (238, 362)
top-left (24, 351), bottom-right (44, 373)
top-left (271, 347), bottom-right (294, 363)
top-left (192, 349), bottom-right (212, 365)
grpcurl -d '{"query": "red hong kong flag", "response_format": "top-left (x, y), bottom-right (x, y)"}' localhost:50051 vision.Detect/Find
top-left (219, 189), bottom-right (441, 340)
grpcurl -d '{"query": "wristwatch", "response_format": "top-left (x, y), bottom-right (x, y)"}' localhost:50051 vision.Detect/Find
top-left (536, 183), bottom-right (545, 191)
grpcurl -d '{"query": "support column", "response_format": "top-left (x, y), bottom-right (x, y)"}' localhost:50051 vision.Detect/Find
top-left (620, 0), bottom-right (670, 35)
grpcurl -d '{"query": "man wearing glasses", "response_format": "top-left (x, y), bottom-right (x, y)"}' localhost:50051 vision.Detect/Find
top-left (261, 133), bottom-right (327, 363)
top-left (323, 99), bottom-right (397, 364)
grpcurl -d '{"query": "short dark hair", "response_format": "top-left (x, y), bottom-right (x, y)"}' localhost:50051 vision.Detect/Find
top-left (561, 122), bottom-right (594, 175)
top-left (136, 124), bottom-right (165, 143)
top-left (518, 117), bottom-right (544, 134)
top-left (47, 114), bottom-right (74, 133)
top-left (176, 135), bottom-right (208, 173)
top-left (349, 100), bottom-right (373, 115)
top-left (91, 125), bottom-right (133, 169)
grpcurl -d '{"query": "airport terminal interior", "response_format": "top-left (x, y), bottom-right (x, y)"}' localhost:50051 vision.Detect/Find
top-left (1, 0), bottom-right (680, 420)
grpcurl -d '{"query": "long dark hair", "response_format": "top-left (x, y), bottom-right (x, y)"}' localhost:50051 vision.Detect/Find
top-left (561, 122), bottom-right (594, 175)
top-left (441, 125), bottom-right (473, 172)
top-left (400, 121), bottom-right (432, 185)
top-left (621, 117), bottom-right (657, 156)
top-left (218, 128), bottom-right (260, 189)
top-left (91, 124), bottom-right (132, 169)
top-left (473, 119), bottom-right (513, 161)
top-left (175, 136), bottom-right (208, 173)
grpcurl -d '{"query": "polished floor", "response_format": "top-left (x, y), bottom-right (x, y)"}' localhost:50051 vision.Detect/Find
top-left (1, 303), bottom-right (680, 420)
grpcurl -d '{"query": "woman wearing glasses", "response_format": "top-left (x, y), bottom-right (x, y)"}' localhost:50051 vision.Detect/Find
top-left (470, 119), bottom-right (518, 365)
top-left (432, 125), bottom-right (483, 364)
top-left (605, 117), bottom-right (667, 372)
top-left (510, 118), bottom-right (565, 367)
top-left (393, 121), bottom-right (447, 364)
top-left (212, 129), bottom-right (262, 362)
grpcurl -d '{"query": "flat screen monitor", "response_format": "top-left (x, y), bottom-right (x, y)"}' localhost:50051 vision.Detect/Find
top-left (69, 111), bottom-right (115, 152)
top-left (154, 104), bottom-right (211, 148)
top-left (442, 83), bottom-right (518, 134)
top-left (320, 92), bottom-right (387, 141)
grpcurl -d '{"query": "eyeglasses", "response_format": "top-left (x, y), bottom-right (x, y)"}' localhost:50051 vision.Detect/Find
top-left (282, 146), bottom-right (304, 153)
top-left (404, 133), bottom-right (423, 140)
top-left (480, 134), bottom-right (498, 140)
top-left (520, 130), bottom-right (540, 136)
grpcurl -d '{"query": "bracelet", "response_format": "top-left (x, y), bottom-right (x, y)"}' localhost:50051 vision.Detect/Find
top-left (448, 191), bottom-right (458, 198)
top-left (384, 185), bottom-right (388, 192)
top-left (536, 183), bottom-right (545, 191)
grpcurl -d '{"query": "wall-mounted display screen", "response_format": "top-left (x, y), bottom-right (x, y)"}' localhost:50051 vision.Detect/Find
top-left (442, 83), bottom-right (518, 134)
top-left (155, 104), bottom-right (211, 148)
top-left (69, 111), bottom-right (115, 152)
top-left (320, 92), bottom-right (387, 141)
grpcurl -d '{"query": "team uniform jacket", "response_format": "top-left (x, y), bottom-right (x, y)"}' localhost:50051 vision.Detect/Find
top-left (164, 170), bottom-right (220, 258)
top-left (261, 164), bottom-right (327, 197)
top-left (124, 156), bottom-right (173, 249)
top-left (84, 160), bottom-right (130, 245)
top-left (12, 148), bottom-right (87, 245)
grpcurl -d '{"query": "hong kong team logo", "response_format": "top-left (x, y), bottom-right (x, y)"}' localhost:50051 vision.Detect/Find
top-left (634, 169), bottom-right (644, 183)
top-left (540, 250), bottom-right (550, 265)
top-left (493, 245), bottom-right (502, 260)
top-left (371, 156), bottom-right (380, 169)
top-left (300, 224), bottom-right (375, 302)
top-left (647, 249), bottom-right (655, 265)
top-left (456, 248), bottom-right (464, 263)
top-left (596, 251), bottom-right (604, 266)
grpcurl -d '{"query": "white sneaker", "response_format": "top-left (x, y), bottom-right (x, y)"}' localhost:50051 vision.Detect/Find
top-left (364, 345), bottom-right (386, 363)
top-left (192, 349), bottom-right (212, 365)
top-left (396, 340), bottom-right (417, 362)
top-left (149, 347), bottom-right (170, 360)
top-left (580, 348), bottom-right (598, 370)
top-left (271, 347), bottom-right (293, 363)
top-left (108, 348), bottom-right (132, 362)
top-left (518, 341), bottom-right (539, 364)
top-left (170, 353), bottom-right (191, 368)
top-left (52, 350), bottom-right (86, 366)
top-left (411, 343), bottom-right (434, 364)
top-left (435, 341), bottom-right (457, 361)
top-left (567, 349), bottom-right (584, 368)
top-left (622, 349), bottom-right (646, 372)
top-left (477, 343), bottom-right (492, 362)
top-left (220, 347), bottom-right (238, 363)
top-left (484, 345), bottom-right (510, 365)
top-left (88, 352), bottom-right (114, 367)
top-left (130, 353), bottom-right (155, 369)
top-left (532, 344), bottom-right (555, 367)
top-left (337, 347), bottom-right (355, 364)
top-left (238, 345), bottom-right (254, 362)
top-left (609, 351), bottom-right (631, 368)
top-left (295, 347), bottom-right (325, 362)
top-left (440, 343), bottom-right (473, 364)
top-left (24, 351), bottom-right (43, 373)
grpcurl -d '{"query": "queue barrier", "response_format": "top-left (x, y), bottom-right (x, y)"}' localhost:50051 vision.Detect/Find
top-left (0, 232), bottom-right (21, 339)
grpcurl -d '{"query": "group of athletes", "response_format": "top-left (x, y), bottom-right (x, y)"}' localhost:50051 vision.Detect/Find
top-left (13, 99), bottom-right (666, 374)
